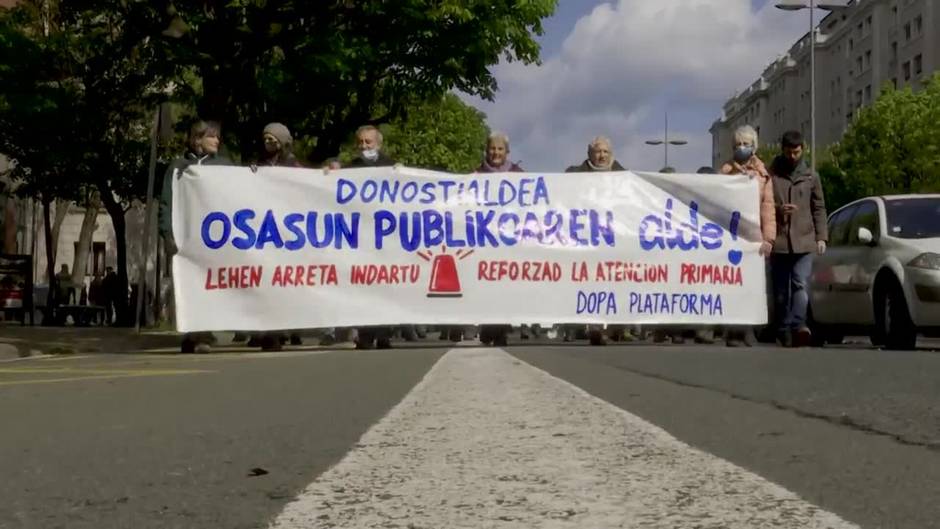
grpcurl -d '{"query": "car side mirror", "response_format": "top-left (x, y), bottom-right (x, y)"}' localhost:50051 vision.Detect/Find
top-left (858, 227), bottom-right (876, 246)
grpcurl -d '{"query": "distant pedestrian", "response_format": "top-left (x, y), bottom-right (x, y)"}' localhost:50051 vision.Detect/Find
top-left (158, 120), bottom-right (232, 353)
top-left (101, 267), bottom-right (121, 326)
top-left (769, 131), bottom-right (828, 348)
top-left (720, 125), bottom-right (777, 347)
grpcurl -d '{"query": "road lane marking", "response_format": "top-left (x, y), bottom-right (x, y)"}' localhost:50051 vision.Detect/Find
top-left (0, 367), bottom-right (211, 387)
top-left (270, 348), bottom-right (858, 528)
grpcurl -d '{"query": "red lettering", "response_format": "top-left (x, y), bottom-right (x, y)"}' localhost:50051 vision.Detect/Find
top-left (205, 269), bottom-right (217, 290)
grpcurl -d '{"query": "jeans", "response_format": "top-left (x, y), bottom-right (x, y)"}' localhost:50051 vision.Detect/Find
top-left (771, 253), bottom-right (814, 332)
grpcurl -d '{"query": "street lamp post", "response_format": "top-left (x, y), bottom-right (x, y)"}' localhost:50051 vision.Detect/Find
top-left (775, 1), bottom-right (847, 176)
top-left (645, 112), bottom-right (687, 170)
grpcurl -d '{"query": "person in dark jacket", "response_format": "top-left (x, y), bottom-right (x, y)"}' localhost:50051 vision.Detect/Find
top-left (476, 132), bottom-right (524, 347)
top-left (769, 130), bottom-right (828, 348)
top-left (158, 120), bottom-right (231, 353)
top-left (347, 125), bottom-right (396, 168)
top-left (565, 136), bottom-right (626, 346)
top-left (348, 125), bottom-right (397, 349)
top-left (247, 122), bottom-right (304, 351)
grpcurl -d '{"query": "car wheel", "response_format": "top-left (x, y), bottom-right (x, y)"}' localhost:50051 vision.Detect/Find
top-left (875, 280), bottom-right (917, 350)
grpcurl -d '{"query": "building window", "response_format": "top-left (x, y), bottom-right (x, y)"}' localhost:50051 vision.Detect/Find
top-left (891, 41), bottom-right (898, 61)
top-left (856, 56), bottom-right (863, 72)
top-left (892, 77), bottom-right (898, 88)
top-left (856, 90), bottom-right (863, 107)
top-left (914, 54), bottom-right (922, 75)
top-left (903, 61), bottom-right (911, 80)
top-left (915, 15), bottom-right (922, 35)
top-left (849, 38), bottom-right (854, 52)
top-left (865, 85), bottom-right (872, 104)
top-left (904, 22), bottom-right (911, 41)
top-left (865, 50), bottom-right (871, 69)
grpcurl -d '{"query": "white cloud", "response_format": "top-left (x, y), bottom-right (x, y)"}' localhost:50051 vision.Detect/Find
top-left (466, 0), bottom-right (807, 173)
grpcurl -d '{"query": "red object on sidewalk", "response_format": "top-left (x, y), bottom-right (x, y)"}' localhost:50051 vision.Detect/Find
top-left (427, 254), bottom-right (462, 298)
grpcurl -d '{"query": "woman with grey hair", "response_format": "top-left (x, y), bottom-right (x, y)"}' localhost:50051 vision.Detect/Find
top-left (720, 125), bottom-right (776, 347)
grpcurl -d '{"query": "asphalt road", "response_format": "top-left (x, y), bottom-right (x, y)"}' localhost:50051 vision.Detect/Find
top-left (1, 341), bottom-right (938, 528)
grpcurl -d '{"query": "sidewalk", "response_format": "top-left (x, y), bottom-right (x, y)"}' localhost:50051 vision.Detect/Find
top-left (0, 325), bottom-right (183, 359)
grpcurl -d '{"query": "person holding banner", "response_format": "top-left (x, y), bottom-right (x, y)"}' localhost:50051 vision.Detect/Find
top-left (158, 120), bottom-right (231, 353)
top-left (347, 125), bottom-right (401, 349)
top-left (476, 132), bottom-right (524, 347)
top-left (565, 136), bottom-right (628, 346)
top-left (769, 131), bottom-right (828, 348)
top-left (246, 122), bottom-right (304, 351)
top-left (720, 125), bottom-right (777, 347)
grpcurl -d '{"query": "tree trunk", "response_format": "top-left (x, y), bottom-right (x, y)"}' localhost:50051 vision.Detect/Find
top-left (70, 191), bottom-right (100, 286)
top-left (2, 196), bottom-right (17, 254)
top-left (50, 198), bottom-right (70, 264)
top-left (97, 185), bottom-right (132, 326)
top-left (41, 197), bottom-right (57, 324)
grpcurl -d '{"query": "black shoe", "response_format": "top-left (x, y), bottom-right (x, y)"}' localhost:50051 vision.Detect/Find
top-left (778, 331), bottom-right (794, 348)
top-left (290, 334), bottom-right (303, 346)
top-left (261, 335), bottom-right (282, 351)
top-left (180, 338), bottom-right (196, 354)
top-left (589, 330), bottom-right (607, 346)
top-left (377, 337), bottom-right (392, 349)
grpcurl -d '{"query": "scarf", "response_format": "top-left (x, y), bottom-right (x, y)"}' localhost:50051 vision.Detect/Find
top-left (483, 159), bottom-right (514, 172)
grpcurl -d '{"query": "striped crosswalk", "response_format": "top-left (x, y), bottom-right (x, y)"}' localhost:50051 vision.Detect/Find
top-left (270, 348), bottom-right (857, 528)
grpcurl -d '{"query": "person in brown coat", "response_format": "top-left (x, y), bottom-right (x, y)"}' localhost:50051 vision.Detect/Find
top-left (720, 125), bottom-right (777, 347)
top-left (769, 130), bottom-right (828, 347)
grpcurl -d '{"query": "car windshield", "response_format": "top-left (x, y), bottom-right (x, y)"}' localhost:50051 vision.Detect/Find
top-left (885, 198), bottom-right (940, 239)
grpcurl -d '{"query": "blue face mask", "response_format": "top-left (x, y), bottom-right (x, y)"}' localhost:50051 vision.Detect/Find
top-left (733, 146), bottom-right (754, 163)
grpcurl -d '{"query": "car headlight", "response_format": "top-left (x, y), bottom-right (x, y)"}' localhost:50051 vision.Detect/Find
top-left (908, 253), bottom-right (940, 270)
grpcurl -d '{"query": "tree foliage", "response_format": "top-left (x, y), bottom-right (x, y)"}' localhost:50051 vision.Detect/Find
top-left (832, 75), bottom-right (940, 200)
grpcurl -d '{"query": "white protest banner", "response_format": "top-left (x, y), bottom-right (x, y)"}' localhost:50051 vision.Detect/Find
top-left (171, 166), bottom-right (767, 332)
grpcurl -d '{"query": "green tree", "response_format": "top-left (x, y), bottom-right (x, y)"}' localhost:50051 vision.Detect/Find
top-left (832, 75), bottom-right (940, 198)
top-left (150, 0), bottom-right (555, 161)
top-left (333, 93), bottom-right (489, 172)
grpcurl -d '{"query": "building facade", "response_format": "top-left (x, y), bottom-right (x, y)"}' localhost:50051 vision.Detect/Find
top-left (711, 0), bottom-right (940, 167)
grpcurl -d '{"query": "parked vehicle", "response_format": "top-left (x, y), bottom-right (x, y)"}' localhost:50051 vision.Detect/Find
top-left (809, 195), bottom-right (940, 350)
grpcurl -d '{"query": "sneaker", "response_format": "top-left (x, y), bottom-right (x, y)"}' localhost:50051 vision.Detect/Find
top-left (671, 335), bottom-right (686, 345)
top-left (194, 343), bottom-right (212, 354)
top-left (778, 331), bottom-right (795, 348)
top-left (726, 339), bottom-right (746, 348)
top-left (546, 328), bottom-right (559, 340)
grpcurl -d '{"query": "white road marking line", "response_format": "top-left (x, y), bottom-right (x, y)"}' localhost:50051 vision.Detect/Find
top-left (270, 348), bottom-right (858, 528)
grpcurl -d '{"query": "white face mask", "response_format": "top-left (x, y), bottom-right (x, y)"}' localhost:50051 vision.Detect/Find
top-left (362, 148), bottom-right (379, 161)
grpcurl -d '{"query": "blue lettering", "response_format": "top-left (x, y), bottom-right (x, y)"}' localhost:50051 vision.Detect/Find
top-left (374, 210), bottom-right (396, 250)
top-left (306, 213), bottom-right (334, 249)
top-left (336, 179), bottom-right (356, 204)
top-left (379, 180), bottom-right (400, 203)
top-left (444, 212), bottom-right (467, 248)
top-left (361, 180), bottom-right (378, 203)
top-left (334, 213), bottom-right (360, 249)
top-left (201, 212), bottom-right (231, 250)
top-left (255, 210), bottom-right (285, 249)
top-left (590, 210), bottom-right (616, 247)
top-left (475, 210), bottom-right (499, 247)
top-left (422, 210), bottom-right (445, 247)
top-left (401, 182), bottom-right (419, 202)
top-left (232, 209), bottom-right (257, 250)
top-left (399, 212), bottom-right (421, 252)
top-left (700, 223), bottom-right (723, 250)
top-left (420, 183), bottom-right (436, 204)
top-left (533, 177), bottom-right (550, 205)
top-left (497, 212), bottom-right (520, 246)
top-left (283, 213), bottom-right (305, 251)
top-left (569, 209), bottom-right (588, 245)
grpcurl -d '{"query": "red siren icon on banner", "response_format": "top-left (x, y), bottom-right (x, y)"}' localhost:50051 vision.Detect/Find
top-left (418, 247), bottom-right (473, 298)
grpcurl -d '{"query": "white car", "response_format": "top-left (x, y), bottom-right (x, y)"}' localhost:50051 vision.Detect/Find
top-left (809, 194), bottom-right (940, 349)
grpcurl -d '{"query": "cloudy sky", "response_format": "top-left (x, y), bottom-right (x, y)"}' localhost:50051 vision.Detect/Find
top-left (465, 0), bottom-right (813, 172)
